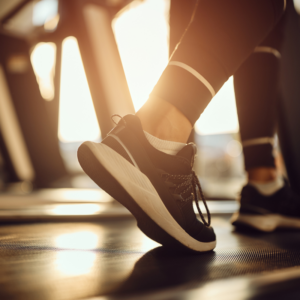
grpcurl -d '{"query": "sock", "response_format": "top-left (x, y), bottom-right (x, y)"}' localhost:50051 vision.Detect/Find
top-left (249, 176), bottom-right (285, 196)
top-left (144, 131), bottom-right (186, 155)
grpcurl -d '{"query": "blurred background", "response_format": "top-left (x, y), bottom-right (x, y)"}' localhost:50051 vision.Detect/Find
top-left (0, 0), bottom-right (294, 204)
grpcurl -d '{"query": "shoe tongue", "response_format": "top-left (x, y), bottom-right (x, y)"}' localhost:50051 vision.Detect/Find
top-left (176, 143), bottom-right (197, 167)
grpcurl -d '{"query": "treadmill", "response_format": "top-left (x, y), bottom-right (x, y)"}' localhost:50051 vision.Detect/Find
top-left (0, 1), bottom-right (300, 299)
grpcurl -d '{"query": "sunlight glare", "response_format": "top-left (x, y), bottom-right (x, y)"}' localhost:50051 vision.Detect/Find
top-left (114, 0), bottom-right (239, 135)
top-left (58, 36), bottom-right (100, 142)
top-left (55, 231), bottom-right (98, 275)
top-left (226, 139), bottom-right (242, 157)
top-left (31, 42), bottom-right (56, 100)
top-left (51, 204), bottom-right (103, 216)
top-left (49, 189), bottom-right (112, 202)
top-left (55, 251), bottom-right (97, 276)
top-left (32, 0), bottom-right (58, 26)
top-left (55, 231), bottom-right (99, 250)
top-left (195, 77), bottom-right (239, 135)
top-left (113, 0), bottom-right (170, 111)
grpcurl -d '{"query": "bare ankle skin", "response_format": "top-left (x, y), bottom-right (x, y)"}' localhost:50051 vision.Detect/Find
top-left (247, 167), bottom-right (278, 183)
top-left (136, 96), bottom-right (192, 143)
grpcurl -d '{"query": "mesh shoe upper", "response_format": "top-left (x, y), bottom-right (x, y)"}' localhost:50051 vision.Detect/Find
top-left (239, 181), bottom-right (300, 217)
top-left (102, 114), bottom-right (215, 243)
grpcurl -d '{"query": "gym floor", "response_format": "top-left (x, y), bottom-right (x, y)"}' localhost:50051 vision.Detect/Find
top-left (1, 213), bottom-right (300, 299)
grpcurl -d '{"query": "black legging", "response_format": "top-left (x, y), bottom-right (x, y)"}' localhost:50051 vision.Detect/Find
top-left (235, 11), bottom-right (287, 170)
top-left (151, 0), bottom-right (286, 170)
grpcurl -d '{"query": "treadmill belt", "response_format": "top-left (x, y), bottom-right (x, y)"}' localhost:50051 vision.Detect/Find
top-left (0, 216), bottom-right (300, 300)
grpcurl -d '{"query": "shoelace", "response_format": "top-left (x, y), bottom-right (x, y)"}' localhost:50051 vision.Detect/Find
top-left (111, 114), bottom-right (211, 226)
top-left (162, 171), bottom-right (211, 227)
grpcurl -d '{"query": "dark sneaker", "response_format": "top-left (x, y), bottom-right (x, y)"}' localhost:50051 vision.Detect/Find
top-left (78, 114), bottom-right (216, 252)
top-left (231, 182), bottom-right (300, 232)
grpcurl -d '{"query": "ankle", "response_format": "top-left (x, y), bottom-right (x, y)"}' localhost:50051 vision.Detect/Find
top-left (247, 167), bottom-right (278, 183)
top-left (136, 96), bottom-right (192, 143)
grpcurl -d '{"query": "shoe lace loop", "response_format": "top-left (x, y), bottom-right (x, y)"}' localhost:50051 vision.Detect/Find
top-left (111, 114), bottom-right (126, 126)
top-left (163, 171), bottom-right (211, 227)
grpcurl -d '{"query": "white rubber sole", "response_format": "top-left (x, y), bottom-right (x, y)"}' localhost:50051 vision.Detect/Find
top-left (81, 141), bottom-right (216, 252)
top-left (231, 211), bottom-right (300, 232)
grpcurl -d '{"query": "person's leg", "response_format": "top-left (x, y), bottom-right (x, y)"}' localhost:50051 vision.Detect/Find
top-left (234, 14), bottom-right (285, 184)
top-left (79, 0), bottom-right (285, 251)
top-left (231, 1), bottom-right (300, 232)
top-left (136, 97), bottom-right (192, 143)
top-left (138, 0), bottom-right (285, 143)
top-left (136, 0), bottom-right (196, 143)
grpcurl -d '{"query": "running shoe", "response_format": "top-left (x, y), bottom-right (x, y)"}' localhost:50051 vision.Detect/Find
top-left (231, 181), bottom-right (300, 232)
top-left (77, 114), bottom-right (216, 252)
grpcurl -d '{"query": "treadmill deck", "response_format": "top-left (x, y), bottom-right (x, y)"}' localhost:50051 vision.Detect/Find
top-left (1, 215), bottom-right (300, 299)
